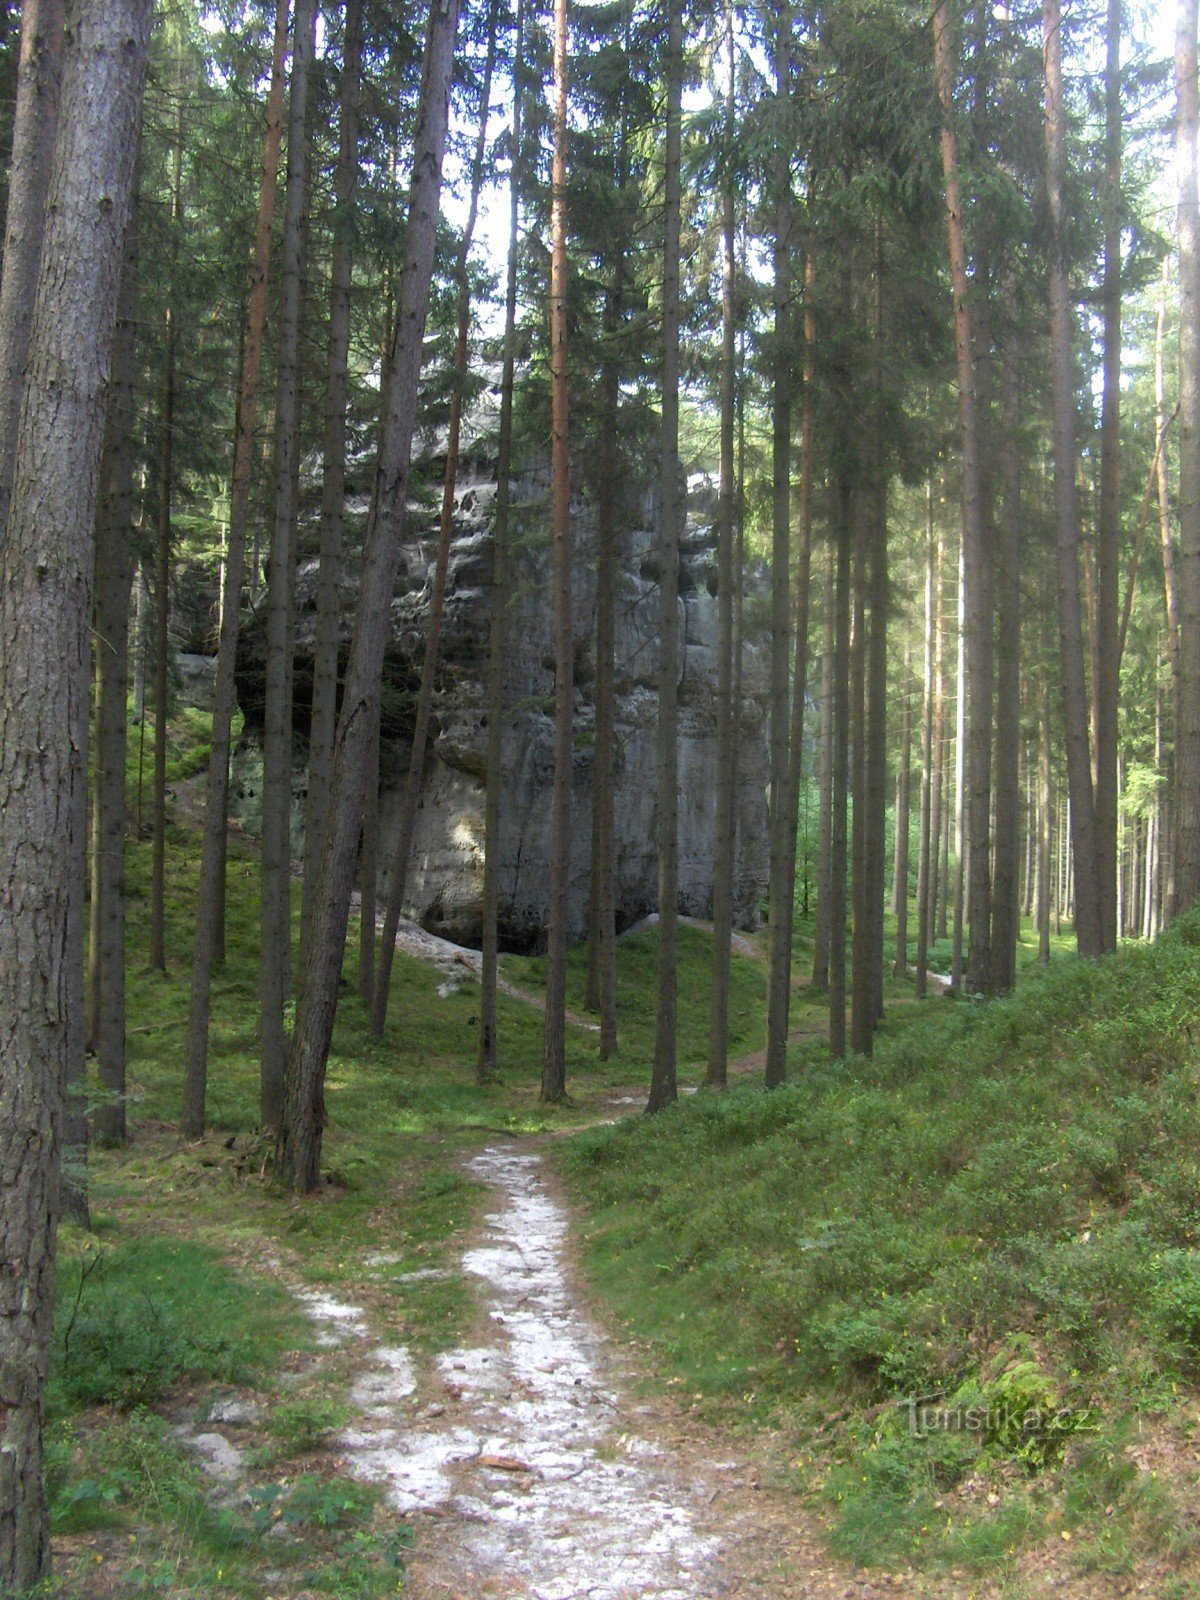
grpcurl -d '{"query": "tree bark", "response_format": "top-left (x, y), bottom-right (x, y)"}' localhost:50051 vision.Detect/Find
top-left (1093, 0), bottom-right (1122, 950)
top-left (540, 0), bottom-right (573, 1105)
top-left (1043, 0), bottom-right (1102, 954)
top-left (916, 484), bottom-right (936, 997)
top-left (893, 642), bottom-right (912, 979)
top-left (279, 0), bottom-right (460, 1190)
top-left (811, 538), bottom-right (835, 990)
top-left (303, 0), bottom-right (363, 965)
top-left (88, 175), bottom-right (140, 1149)
top-left (647, 0), bottom-right (684, 1114)
top-left (478, 0), bottom-right (526, 1082)
top-left (182, 0), bottom-right (291, 1140)
top-left (990, 276), bottom-right (1022, 991)
top-left (0, 4), bottom-right (149, 1584)
top-left (765, 1), bottom-right (795, 1089)
top-left (1174, 0), bottom-right (1200, 914)
top-left (934, 0), bottom-right (992, 993)
top-left (829, 475), bottom-right (852, 1059)
top-left (0, 0), bottom-right (65, 536)
top-left (261, 0), bottom-right (316, 1133)
top-left (706, 0), bottom-right (739, 1089)
top-left (373, 4), bottom-right (499, 1034)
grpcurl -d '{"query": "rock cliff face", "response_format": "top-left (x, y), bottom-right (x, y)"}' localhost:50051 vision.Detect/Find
top-left (234, 458), bottom-right (770, 952)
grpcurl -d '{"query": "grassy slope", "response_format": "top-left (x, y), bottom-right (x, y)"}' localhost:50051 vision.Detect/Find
top-left (561, 920), bottom-right (1200, 1586)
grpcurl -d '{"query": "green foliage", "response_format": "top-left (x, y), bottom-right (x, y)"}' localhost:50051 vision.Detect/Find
top-left (265, 1396), bottom-right (350, 1456)
top-left (51, 1238), bottom-right (299, 1412)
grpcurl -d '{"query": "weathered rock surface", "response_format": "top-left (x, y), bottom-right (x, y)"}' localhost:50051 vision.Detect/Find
top-left (233, 461), bottom-right (769, 951)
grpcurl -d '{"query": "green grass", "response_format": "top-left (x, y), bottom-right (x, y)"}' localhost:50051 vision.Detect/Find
top-left (561, 913), bottom-right (1200, 1579)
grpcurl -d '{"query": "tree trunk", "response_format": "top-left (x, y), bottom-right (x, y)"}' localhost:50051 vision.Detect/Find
top-left (182, 0), bottom-right (290, 1140)
top-left (478, 0), bottom-right (525, 1082)
top-left (0, 4), bottom-right (148, 1584)
top-left (829, 476), bottom-right (853, 1059)
top-left (0, 0), bottom-right (65, 532)
top-left (811, 538), bottom-right (835, 989)
top-left (1039, 678), bottom-right (1052, 963)
top-left (951, 538), bottom-right (966, 986)
top-left (88, 176), bottom-right (140, 1150)
top-left (1093, 0), bottom-right (1122, 950)
top-left (261, 0), bottom-right (316, 1132)
top-left (990, 276), bottom-right (1022, 991)
top-left (934, 0), bottom-right (992, 993)
top-left (279, 0), bottom-right (460, 1191)
top-left (1043, 0), bottom-right (1102, 954)
top-left (930, 522), bottom-right (947, 946)
top-left (647, 0), bottom-right (684, 1114)
top-left (373, 5), bottom-right (499, 1035)
top-left (764, 2), bottom-right (795, 1089)
top-left (540, 0), bottom-right (573, 1104)
top-left (706, 0), bottom-right (738, 1089)
top-left (893, 641), bottom-right (912, 979)
top-left (1173, 0), bottom-right (1200, 913)
top-left (850, 498), bottom-right (870, 1050)
top-left (916, 484), bottom-right (936, 997)
top-left (303, 0), bottom-right (363, 964)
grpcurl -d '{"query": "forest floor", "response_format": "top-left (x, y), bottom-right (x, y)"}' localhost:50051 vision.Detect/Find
top-left (48, 755), bottom-right (1199, 1598)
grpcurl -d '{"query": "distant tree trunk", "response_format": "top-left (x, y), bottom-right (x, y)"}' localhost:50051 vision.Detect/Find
top-left (1093, 0), bottom-right (1121, 950)
top-left (0, 4), bottom-right (149, 1584)
top-left (1157, 261), bottom-right (1180, 918)
top-left (88, 178), bottom-right (140, 1150)
top-left (647, 0), bottom-right (684, 1114)
top-left (586, 250), bottom-right (623, 1059)
top-left (893, 641), bottom-right (912, 979)
top-left (540, 0), bottom-right (573, 1104)
top-left (373, 5), bottom-right (499, 1035)
top-left (706, 0), bottom-right (738, 1090)
top-left (1174, 0), bottom-right (1200, 914)
top-left (261, 0), bottom-right (316, 1133)
top-left (479, 0), bottom-right (526, 1082)
top-left (829, 476), bottom-right (853, 1059)
top-left (279, 0), bottom-right (460, 1191)
top-left (1038, 678), bottom-right (1052, 963)
top-left (303, 0), bottom-right (363, 964)
top-left (358, 706), bottom-right (379, 1004)
top-left (850, 501), bottom-right (870, 1049)
top-left (916, 486), bottom-right (936, 997)
top-left (990, 278), bottom-right (1022, 991)
top-left (950, 540), bottom-right (966, 985)
top-left (1043, 0), bottom-right (1102, 954)
top-left (149, 98), bottom-right (181, 974)
top-left (934, 0), bottom-right (992, 993)
top-left (811, 538), bottom-right (835, 990)
top-left (864, 243), bottom-right (889, 1030)
top-left (182, 0), bottom-right (290, 1140)
top-left (0, 0), bottom-right (65, 531)
top-left (765, 4), bottom-right (795, 1089)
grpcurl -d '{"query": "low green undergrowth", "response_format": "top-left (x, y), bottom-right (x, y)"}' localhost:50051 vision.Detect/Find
top-left (563, 914), bottom-right (1200, 1578)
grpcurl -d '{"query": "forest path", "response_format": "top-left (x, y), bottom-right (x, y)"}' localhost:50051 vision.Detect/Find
top-left (333, 1137), bottom-right (902, 1600)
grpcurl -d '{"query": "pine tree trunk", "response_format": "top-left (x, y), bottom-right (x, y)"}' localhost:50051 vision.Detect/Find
top-left (916, 486), bottom-right (936, 997)
top-left (950, 538), bottom-right (966, 985)
top-left (182, 0), bottom-right (290, 1140)
top-left (1039, 679), bottom-right (1052, 963)
top-left (893, 642), bottom-right (912, 979)
top-left (990, 277), bottom-right (1022, 991)
top-left (930, 524), bottom-right (947, 946)
top-left (149, 229), bottom-right (178, 973)
top-left (279, 0), bottom-right (459, 1190)
top-left (540, 0), bottom-right (573, 1103)
top-left (261, 0), bottom-right (316, 1132)
top-left (0, 0), bottom-right (65, 530)
top-left (647, 0), bottom-right (684, 1113)
top-left (89, 178), bottom-right (140, 1150)
top-left (1043, 0), bottom-right (1102, 953)
top-left (0, 5), bottom-right (149, 1583)
top-left (373, 7), bottom-right (499, 1034)
top-left (303, 0), bottom-right (363, 963)
top-left (706, 0), bottom-right (739, 1089)
top-left (934, 0), bottom-right (992, 993)
top-left (1093, 0), bottom-right (1122, 950)
top-left (478, 0), bottom-right (525, 1082)
top-left (829, 476), bottom-right (853, 1058)
top-left (850, 500), bottom-right (870, 1050)
top-left (811, 539), bottom-right (835, 989)
top-left (764, 1), bottom-right (795, 1089)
